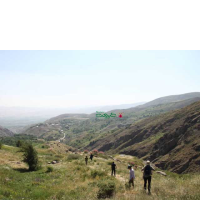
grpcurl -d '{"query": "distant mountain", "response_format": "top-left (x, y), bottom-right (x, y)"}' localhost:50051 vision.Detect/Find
top-left (0, 126), bottom-right (14, 137)
top-left (86, 100), bottom-right (200, 173)
top-left (143, 92), bottom-right (200, 107)
top-left (84, 102), bottom-right (146, 113)
top-left (0, 102), bottom-right (145, 130)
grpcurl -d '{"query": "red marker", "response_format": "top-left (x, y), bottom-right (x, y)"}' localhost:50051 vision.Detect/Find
top-left (118, 113), bottom-right (123, 118)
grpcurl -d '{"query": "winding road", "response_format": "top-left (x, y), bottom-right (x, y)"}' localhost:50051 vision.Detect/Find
top-left (57, 132), bottom-right (65, 142)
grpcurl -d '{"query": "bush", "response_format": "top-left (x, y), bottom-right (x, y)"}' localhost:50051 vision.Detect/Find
top-left (91, 169), bottom-right (107, 178)
top-left (16, 140), bottom-right (23, 147)
top-left (0, 142), bottom-right (2, 149)
top-left (97, 180), bottom-right (116, 199)
top-left (92, 149), bottom-right (98, 155)
top-left (84, 150), bottom-right (89, 154)
top-left (21, 144), bottom-right (40, 171)
top-left (46, 166), bottom-right (53, 173)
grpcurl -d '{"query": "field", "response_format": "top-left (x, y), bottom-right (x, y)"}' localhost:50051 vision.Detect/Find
top-left (0, 142), bottom-right (200, 200)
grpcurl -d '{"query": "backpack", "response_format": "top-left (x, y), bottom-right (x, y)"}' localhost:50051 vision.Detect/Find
top-left (144, 165), bottom-right (151, 177)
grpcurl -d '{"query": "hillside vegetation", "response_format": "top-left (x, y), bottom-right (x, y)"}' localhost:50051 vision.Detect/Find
top-left (22, 94), bottom-right (200, 149)
top-left (0, 142), bottom-right (200, 200)
top-left (86, 101), bottom-right (200, 174)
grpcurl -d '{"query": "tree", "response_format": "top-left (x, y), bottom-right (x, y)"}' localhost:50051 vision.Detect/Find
top-left (21, 144), bottom-right (39, 171)
top-left (16, 140), bottom-right (23, 147)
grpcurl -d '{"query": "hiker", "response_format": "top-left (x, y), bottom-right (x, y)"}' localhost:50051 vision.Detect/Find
top-left (128, 165), bottom-right (135, 188)
top-left (85, 156), bottom-right (88, 165)
top-left (90, 154), bottom-right (93, 161)
top-left (142, 160), bottom-right (155, 193)
top-left (111, 162), bottom-right (116, 176)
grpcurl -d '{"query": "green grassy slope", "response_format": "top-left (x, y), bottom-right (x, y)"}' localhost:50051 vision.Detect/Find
top-left (0, 143), bottom-right (200, 200)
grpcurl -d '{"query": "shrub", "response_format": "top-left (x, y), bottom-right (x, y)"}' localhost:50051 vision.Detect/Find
top-left (16, 140), bottom-right (23, 147)
top-left (92, 149), bottom-right (98, 155)
top-left (91, 169), bottom-right (106, 178)
top-left (97, 180), bottom-right (116, 199)
top-left (0, 142), bottom-right (2, 149)
top-left (84, 150), bottom-right (89, 154)
top-left (21, 144), bottom-right (40, 171)
top-left (46, 166), bottom-right (53, 173)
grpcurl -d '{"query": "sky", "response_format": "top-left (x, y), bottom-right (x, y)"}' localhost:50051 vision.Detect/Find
top-left (0, 50), bottom-right (199, 108)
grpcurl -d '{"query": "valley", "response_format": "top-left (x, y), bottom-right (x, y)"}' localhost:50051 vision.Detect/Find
top-left (0, 92), bottom-right (200, 199)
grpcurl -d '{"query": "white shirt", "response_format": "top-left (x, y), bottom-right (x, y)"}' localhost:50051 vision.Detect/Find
top-left (130, 168), bottom-right (135, 180)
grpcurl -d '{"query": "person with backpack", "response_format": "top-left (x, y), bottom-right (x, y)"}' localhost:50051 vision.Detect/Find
top-left (111, 162), bottom-right (117, 176)
top-left (90, 153), bottom-right (93, 161)
top-left (128, 165), bottom-right (135, 188)
top-left (85, 156), bottom-right (88, 165)
top-left (142, 160), bottom-right (155, 193)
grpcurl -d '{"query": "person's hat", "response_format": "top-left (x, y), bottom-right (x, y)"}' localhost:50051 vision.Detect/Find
top-left (147, 160), bottom-right (150, 164)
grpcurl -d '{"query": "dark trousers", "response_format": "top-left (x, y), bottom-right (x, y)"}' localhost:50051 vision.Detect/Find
top-left (111, 169), bottom-right (116, 176)
top-left (129, 178), bottom-right (134, 188)
top-left (144, 176), bottom-right (151, 191)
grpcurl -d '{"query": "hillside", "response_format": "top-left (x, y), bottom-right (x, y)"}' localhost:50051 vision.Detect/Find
top-left (142, 92), bottom-right (200, 107)
top-left (85, 101), bottom-right (200, 174)
top-left (23, 114), bottom-right (90, 141)
top-left (0, 143), bottom-right (200, 200)
top-left (0, 125), bottom-right (14, 137)
top-left (22, 94), bottom-right (200, 147)
top-left (65, 97), bottom-right (200, 148)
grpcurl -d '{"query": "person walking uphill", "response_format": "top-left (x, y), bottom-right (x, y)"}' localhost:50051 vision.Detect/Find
top-left (85, 156), bottom-right (88, 165)
top-left (90, 153), bottom-right (93, 161)
top-left (142, 160), bottom-right (155, 194)
top-left (128, 165), bottom-right (135, 188)
top-left (111, 162), bottom-right (116, 176)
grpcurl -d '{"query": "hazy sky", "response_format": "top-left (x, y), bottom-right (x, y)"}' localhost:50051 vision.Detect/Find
top-left (0, 51), bottom-right (199, 108)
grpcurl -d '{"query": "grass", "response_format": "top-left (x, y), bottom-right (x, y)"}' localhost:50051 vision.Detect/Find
top-left (0, 141), bottom-right (200, 200)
